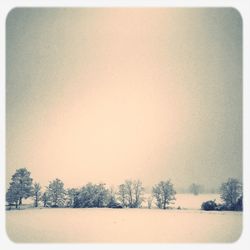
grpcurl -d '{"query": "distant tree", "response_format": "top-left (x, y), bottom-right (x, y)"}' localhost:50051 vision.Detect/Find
top-left (95, 183), bottom-right (109, 207)
top-left (77, 183), bottom-right (94, 207)
top-left (47, 179), bottom-right (66, 207)
top-left (117, 180), bottom-right (144, 208)
top-left (73, 190), bottom-right (81, 208)
top-left (133, 180), bottom-right (144, 208)
top-left (41, 192), bottom-right (48, 207)
top-left (125, 180), bottom-right (134, 207)
top-left (209, 187), bottom-right (217, 194)
top-left (117, 183), bottom-right (128, 207)
top-left (107, 187), bottom-right (118, 208)
top-left (189, 183), bottom-right (203, 195)
top-left (6, 168), bottom-right (33, 207)
top-left (220, 178), bottom-right (243, 210)
top-left (152, 180), bottom-right (176, 209)
top-left (32, 182), bottom-right (42, 207)
top-left (147, 196), bottom-right (153, 209)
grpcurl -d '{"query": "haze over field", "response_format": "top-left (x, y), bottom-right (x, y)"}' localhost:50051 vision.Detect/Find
top-left (6, 8), bottom-right (242, 190)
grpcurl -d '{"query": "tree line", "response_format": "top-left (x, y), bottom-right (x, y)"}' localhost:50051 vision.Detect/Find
top-left (6, 168), bottom-right (243, 211)
top-left (6, 168), bottom-right (175, 210)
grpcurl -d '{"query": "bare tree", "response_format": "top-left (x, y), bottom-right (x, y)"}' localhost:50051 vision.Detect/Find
top-left (33, 182), bottom-right (42, 207)
top-left (118, 180), bottom-right (144, 208)
top-left (118, 183), bottom-right (128, 207)
top-left (133, 180), bottom-right (144, 208)
top-left (152, 180), bottom-right (176, 209)
top-left (125, 180), bottom-right (134, 207)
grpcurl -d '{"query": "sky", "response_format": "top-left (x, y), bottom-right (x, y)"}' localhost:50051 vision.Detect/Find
top-left (6, 8), bottom-right (242, 191)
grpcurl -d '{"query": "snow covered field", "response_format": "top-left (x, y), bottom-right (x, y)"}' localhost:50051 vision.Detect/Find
top-left (173, 193), bottom-right (223, 209)
top-left (6, 194), bottom-right (242, 243)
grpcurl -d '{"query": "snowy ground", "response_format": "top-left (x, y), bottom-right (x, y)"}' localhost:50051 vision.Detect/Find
top-left (173, 193), bottom-right (223, 209)
top-left (6, 194), bottom-right (242, 243)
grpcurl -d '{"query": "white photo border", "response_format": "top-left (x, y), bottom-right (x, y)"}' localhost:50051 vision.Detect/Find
top-left (0, 1), bottom-right (249, 250)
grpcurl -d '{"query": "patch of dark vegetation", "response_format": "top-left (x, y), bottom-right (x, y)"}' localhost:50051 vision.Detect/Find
top-left (201, 178), bottom-right (243, 211)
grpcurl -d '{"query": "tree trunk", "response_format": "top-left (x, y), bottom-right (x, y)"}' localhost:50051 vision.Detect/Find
top-left (19, 197), bottom-right (22, 205)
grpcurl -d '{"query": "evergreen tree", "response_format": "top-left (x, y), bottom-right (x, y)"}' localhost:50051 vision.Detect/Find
top-left (6, 168), bottom-right (33, 207)
top-left (6, 185), bottom-right (19, 208)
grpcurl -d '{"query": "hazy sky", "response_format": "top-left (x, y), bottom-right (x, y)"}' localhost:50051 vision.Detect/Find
top-left (6, 8), bottom-right (242, 190)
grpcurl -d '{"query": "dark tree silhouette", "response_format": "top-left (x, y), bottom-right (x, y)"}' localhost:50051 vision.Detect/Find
top-left (6, 168), bottom-right (33, 207)
top-left (6, 184), bottom-right (19, 208)
top-left (220, 178), bottom-right (242, 210)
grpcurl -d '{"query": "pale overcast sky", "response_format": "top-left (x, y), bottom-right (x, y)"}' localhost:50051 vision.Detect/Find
top-left (6, 8), bottom-right (242, 190)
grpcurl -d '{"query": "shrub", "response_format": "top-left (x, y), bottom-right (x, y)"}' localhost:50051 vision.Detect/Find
top-left (109, 203), bottom-right (123, 208)
top-left (235, 196), bottom-right (243, 211)
top-left (201, 200), bottom-right (218, 211)
top-left (215, 203), bottom-right (228, 211)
